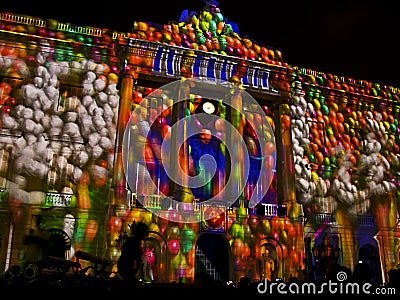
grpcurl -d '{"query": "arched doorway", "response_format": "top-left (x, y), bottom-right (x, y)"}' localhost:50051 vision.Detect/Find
top-left (44, 228), bottom-right (71, 259)
top-left (358, 243), bottom-right (382, 284)
top-left (312, 234), bottom-right (341, 281)
top-left (195, 233), bottom-right (231, 283)
top-left (258, 237), bottom-right (283, 281)
top-left (144, 230), bottom-right (167, 283)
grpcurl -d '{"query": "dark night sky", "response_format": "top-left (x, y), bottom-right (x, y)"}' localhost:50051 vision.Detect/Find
top-left (1, 0), bottom-right (398, 87)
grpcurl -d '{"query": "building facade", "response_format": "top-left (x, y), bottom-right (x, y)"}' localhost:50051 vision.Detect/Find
top-left (0, 3), bottom-right (399, 287)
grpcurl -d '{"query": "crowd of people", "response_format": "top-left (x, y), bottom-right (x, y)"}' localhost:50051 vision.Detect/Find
top-left (2, 219), bottom-right (399, 296)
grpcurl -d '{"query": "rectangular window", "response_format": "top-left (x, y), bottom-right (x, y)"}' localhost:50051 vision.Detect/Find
top-left (0, 76), bottom-right (23, 105)
top-left (58, 84), bottom-right (82, 112)
top-left (0, 148), bottom-right (11, 190)
top-left (46, 153), bottom-right (69, 192)
top-left (0, 76), bottom-right (23, 135)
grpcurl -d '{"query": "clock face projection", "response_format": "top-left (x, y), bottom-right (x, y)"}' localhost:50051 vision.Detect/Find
top-left (204, 206), bottom-right (225, 229)
top-left (202, 101), bottom-right (216, 114)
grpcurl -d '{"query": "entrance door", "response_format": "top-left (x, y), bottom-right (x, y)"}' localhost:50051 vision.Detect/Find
top-left (195, 233), bottom-right (230, 283)
top-left (358, 243), bottom-right (382, 284)
top-left (0, 212), bottom-right (12, 273)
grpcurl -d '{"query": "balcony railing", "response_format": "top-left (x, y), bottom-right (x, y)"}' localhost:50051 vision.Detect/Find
top-left (357, 215), bottom-right (375, 227)
top-left (122, 38), bottom-right (286, 92)
top-left (44, 192), bottom-right (73, 208)
top-left (313, 213), bottom-right (336, 225)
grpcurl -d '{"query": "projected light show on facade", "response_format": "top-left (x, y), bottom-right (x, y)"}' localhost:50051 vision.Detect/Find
top-left (0, 0), bottom-right (399, 291)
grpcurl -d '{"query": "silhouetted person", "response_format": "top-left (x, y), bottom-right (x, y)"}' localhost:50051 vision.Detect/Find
top-left (117, 221), bottom-right (149, 285)
top-left (388, 268), bottom-right (400, 288)
top-left (194, 272), bottom-right (213, 288)
top-left (237, 275), bottom-right (251, 290)
top-left (353, 262), bottom-right (372, 283)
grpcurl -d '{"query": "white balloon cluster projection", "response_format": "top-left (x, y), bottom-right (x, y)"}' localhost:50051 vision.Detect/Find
top-left (290, 81), bottom-right (398, 217)
top-left (0, 39), bottom-right (118, 204)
